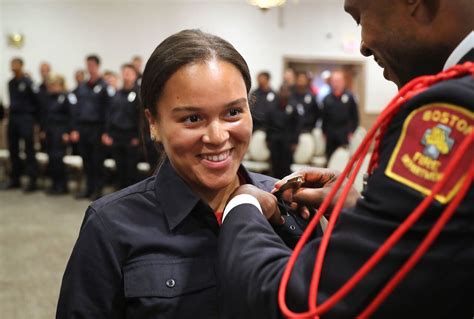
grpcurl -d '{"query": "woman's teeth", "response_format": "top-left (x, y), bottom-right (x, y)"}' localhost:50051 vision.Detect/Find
top-left (202, 150), bottom-right (230, 162)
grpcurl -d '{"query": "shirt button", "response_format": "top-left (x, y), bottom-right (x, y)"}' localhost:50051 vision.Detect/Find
top-left (166, 279), bottom-right (176, 288)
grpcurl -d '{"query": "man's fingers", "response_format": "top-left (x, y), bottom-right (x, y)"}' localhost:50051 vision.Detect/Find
top-left (274, 168), bottom-right (338, 190)
top-left (292, 188), bottom-right (326, 207)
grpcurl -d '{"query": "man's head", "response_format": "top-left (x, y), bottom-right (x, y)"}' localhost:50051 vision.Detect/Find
top-left (75, 70), bottom-right (85, 84)
top-left (344, 0), bottom-right (474, 88)
top-left (295, 72), bottom-right (309, 93)
top-left (40, 62), bottom-right (51, 81)
top-left (86, 54), bottom-right (101, 80)
top-left (329, 70), bottom-right (346, 96)
top-left (122, 63), bottom-right (138, 88)
top-left (11, 57), bottom-right (24, 76)
top-left (104, 70), bottom-right (118, 89)
top-left (257, 71), bottom-right (271, 91)
top-left (132, 56), bottom-right (143, 74)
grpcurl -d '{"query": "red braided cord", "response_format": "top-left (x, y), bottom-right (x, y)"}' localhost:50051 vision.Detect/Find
top-left (278, 62), bottom-right (474, 319)
top-left (358, 132), bottom-right (473, 318)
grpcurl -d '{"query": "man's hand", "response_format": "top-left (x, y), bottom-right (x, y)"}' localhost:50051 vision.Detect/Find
top-left (273, 168), bottom-right (361, 219)
top-left (228, 184), bottom-right (284, 225)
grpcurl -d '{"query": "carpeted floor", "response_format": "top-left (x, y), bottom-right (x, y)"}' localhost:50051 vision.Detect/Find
top-left (0, 189), bottom-right (89, 319)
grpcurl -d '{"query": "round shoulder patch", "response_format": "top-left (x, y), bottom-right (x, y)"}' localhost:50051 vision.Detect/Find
top-left (385, 103), bottom-right (473, 203)
top-left (67, 93), bottom-right (78, 105)
top-left (128, 91), bottom-right (137, 102)
top-left (266, 92), bottom-right (275, 102)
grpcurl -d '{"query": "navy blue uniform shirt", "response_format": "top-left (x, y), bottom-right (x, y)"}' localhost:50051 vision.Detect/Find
top-left (57, 159), bottom-right (307, 318)
top-left (105, 86), bottom-right (140, 134)
top-left (72, 78), bottom-right (109, 127)
top-left (8, 76), bottom-right (38, 116)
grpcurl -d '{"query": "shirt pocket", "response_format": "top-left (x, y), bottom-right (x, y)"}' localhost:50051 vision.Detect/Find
top-left (123, 258), bottom-right (216, 298)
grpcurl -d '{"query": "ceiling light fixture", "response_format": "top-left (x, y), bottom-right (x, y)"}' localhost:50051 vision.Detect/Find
top-left (247, 0), bottom-right (286, 11)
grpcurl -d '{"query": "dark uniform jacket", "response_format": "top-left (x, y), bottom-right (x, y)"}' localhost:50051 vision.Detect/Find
top-left (250, 88), bottom-right (276, 131)
top-left (217, 51), bottom-right (474, 318)
top-left (71, 78), bottom-right (108, 128)
top-left (56, 160), bottom-right (307, 318)
top-left (265, 96), bottom-right (303, 146)
top-left (40, 93), bottom-right (75, 132)
top-left (105, 86), bottom-right (140, 135)
top-left (322, 91), bottom-right (359, 141)
top-left (8, 76), bottom-right (39, 118)
top-left (289, 90), bottom-right (320, 132)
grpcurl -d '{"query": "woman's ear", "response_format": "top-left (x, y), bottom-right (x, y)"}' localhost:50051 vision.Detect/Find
top-left (144, 109), bottom-right (161, 142)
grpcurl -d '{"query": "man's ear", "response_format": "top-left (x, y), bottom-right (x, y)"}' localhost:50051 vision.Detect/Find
top-left (144, 109), bottom-right (161, 142)
top-left (407, 0), bottom-right (439, 24)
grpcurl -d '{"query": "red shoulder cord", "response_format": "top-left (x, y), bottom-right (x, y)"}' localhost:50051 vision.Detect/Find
top-left (278, 62), bottom-right (474, 319)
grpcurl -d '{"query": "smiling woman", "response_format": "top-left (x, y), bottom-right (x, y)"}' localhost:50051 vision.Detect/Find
top-left (56, 29), bottom-right (309, 318)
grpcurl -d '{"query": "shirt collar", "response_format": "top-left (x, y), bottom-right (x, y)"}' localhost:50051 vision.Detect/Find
top-left (443, 31), bottom-right (474, 70)
top-left (155, 159), bottom-right (260, 231)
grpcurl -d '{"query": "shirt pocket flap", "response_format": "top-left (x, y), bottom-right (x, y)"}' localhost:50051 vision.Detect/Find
top-left (124, 258), bottom-right (216, 298)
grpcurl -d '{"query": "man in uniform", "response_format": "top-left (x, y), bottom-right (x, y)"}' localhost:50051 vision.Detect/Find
top-left (218, 1), bottom-right (473, 318)
top-left (289, 72), bottom-right (320, 132)
top-left (4, 58), bottom-right (39, 192)
top-left (70, 55), bottom-right (109, 200)
top-left (250, 71), bottom-right (276, 131)
top-left (101, 64), bottom-right (140, 189)
top-left (322, 70), bottom-right (360, 159)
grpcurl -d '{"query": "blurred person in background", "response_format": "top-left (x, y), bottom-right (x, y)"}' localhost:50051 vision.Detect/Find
top-left (249, 71), bottom-right (275, 131)
top-left (70, 54), bottom-right (109, 200)
top-left (104, 70), bottom-right (119, 90)
top-left (102, 64), bottom-right (140, 189)
top-left (132, 55), bottom-right (143, 86)
top-left (290, 71), bottom-right (320, 132)
top-left (322, 69), bottom-right (359, 160)
top-left (38, 62), bottom-right (52, 152)
top-left (282, 67), bottom-right (296, 89)
top-left (3, 57), bottom-right (39, 192)
top-left (70, 69), bottom-right (85, 155)
top-left (39, 74), bottom-right (76, 195)
top-left (265, 84), bottom-right (302, 179)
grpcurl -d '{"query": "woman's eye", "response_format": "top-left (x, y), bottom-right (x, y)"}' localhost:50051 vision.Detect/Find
top-left (226, 108), bottom-right (242, 118)
top-left (183, 114), bottom-right (202, 123)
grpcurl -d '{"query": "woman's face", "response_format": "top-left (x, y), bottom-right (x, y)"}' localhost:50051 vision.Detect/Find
top-left (148, 59), bottom-right (252, 192)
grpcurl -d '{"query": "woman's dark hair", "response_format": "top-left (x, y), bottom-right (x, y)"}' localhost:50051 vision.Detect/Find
top-left (140, 29), bottom-right (252, 117)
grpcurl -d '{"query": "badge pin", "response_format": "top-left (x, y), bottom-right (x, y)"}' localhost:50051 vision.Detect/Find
top-left (266, 92), bottom-right (275, 102)
top-left (93, 85), bottom-right (102, 93)
top-left (304, 94), bottom-right (312, 104)
top-left (58, 95), bottom-right (65, 104)
top-left (297, 104), bottom-right (305, 116)
top-left (68, 93), bottom-right (78, 105)
top-left (18, 82), bottom-right (26, 92)
top-left (128, 91), bottom-right (137, 102)
top-left (107, 86), bottom-right (116, 97)
top-left (285, 104), bottom-right (293, 114)
top-left (341, 94), bottom-right (349, 104)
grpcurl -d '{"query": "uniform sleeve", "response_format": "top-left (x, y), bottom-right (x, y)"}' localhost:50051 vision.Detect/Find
top-left (218, 91), bottom-right (474, 318)
top-left (56, 207), bottom-right (125, 318)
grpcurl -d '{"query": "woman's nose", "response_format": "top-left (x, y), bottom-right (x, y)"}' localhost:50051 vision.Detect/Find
top-left (202, 121), bottom-right (230, 145)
